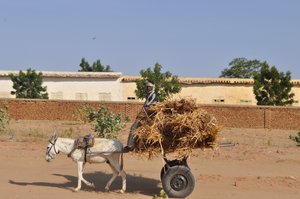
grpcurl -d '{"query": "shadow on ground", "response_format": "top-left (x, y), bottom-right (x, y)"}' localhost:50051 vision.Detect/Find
top-left (9, 171), bottom-right (161, 196)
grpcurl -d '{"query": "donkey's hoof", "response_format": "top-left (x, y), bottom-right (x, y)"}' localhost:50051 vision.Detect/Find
top-left (120, 189), bottom-right (126, 194)
top-left (73, 187), bottom-right (80, 192)
top-left (104, 187), bottom-right (110, 192)
top-left (88, 182), bottom-right (95, 188)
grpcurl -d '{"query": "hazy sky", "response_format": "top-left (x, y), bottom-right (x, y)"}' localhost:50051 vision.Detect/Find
top-left (1, 0), bottom-right (300, 78)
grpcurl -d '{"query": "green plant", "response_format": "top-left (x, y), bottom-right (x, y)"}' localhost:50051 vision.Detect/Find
top-left (9, 68), bottom-right (49, 99)
top-left (289, 132), bottom-right (300, 146)
top-left (135, 63), bottom-right (181, 102)
top-left (0, 105), bottom-right (9, 134)
top-left (253, 63), bottom-right (294, 106)
top-left (220, 57), bottom-right (263, 78)
top-left (78, 58), bottom-right (112, 72)
top-left (153, 189), bottom-right (168, 199)
top-left (81, 105), bottom-right (126, 139)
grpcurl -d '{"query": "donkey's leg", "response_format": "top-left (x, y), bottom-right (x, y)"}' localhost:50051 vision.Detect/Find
top-left (74, 161), bottom-right (83, 192)
top-left (75, 161), bottom-right (94, 191)
top-left (119, 170), bottom-right (126, 193)
top-left (118, 154), bottom-right (126, 193)
top-left (80, 162), bottom-right (95, 188)
top-left (104, 161), bottom-right (118, 192)
top-left (105, 155), bottom-right (126, 193)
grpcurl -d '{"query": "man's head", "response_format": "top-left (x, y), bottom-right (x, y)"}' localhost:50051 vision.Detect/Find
top-left (146, 81), bottom-right (155, 93)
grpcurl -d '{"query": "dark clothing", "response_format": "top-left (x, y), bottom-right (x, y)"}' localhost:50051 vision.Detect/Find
top-left (125, 90), bottom-right (158, 150)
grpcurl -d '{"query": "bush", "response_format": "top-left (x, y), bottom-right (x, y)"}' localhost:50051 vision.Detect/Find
top-left (0, 105), bottom-right (9, 134)
top-left (289, 132), bottom-right (300, 146)
top-left (80, 105), bottom-right (126, 139)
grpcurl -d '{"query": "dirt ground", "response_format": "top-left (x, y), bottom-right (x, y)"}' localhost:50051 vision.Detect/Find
top-left (0, 120), bottom-right (299, 199)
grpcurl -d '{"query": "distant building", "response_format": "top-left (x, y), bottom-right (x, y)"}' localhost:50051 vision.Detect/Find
top-left (122, 76), bottom-right (300, 106)
top-left (0, 71), bottom-right (122, 101)
top-left (0, 70), bottom-right (300, 106)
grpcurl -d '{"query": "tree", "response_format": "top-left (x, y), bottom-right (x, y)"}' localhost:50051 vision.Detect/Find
top-left (135, 63), bottom-right (181, 101)
top-left (253, 63), bottom-right (294, 106)
top-left (9, 68), bottom-right (49, 99)
top-left (78, 58), bottom-right (112, 72)
top-left (220, 57), bottom-right (263, 78)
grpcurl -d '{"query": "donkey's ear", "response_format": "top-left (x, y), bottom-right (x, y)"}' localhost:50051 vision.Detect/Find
top-left (52, 130), bottom-right (58, 139)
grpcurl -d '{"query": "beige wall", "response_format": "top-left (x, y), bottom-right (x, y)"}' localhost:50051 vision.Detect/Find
top-left (292, 86), bottom-right (300, 106)
top-left (121, 82), bottom-right (143, 102)
top-left (44, 77), bottom-right (122, 101)
top-left (0, 77), bottom-right (14, 98)
top-left (121, 79), bottom-right (300, 106)
top-left (174, 84), bottom-right (256, 105)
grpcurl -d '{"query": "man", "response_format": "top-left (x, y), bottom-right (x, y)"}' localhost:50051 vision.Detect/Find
top-left (123, 81), bottom-right (158, 152)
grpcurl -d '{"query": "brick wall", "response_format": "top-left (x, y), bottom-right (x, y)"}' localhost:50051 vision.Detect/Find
top-left (1, 99), bottom-right (300, 130)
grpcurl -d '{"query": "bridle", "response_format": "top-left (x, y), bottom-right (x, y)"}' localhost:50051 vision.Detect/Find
top-left (46, 137), bottom-right (59, 159)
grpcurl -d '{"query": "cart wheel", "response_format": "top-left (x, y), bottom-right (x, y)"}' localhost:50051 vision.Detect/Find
top-left (162, 165), bottom-right (195, 198)
top-left (160, 164), bottom-right (169, 180)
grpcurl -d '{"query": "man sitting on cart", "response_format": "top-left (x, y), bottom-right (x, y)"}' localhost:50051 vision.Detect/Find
top-left (123, 80), bottom-right (158, 152)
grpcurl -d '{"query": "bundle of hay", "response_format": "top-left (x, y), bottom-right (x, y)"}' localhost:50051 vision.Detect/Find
top-left (133, 98), bottom-right (220, 158)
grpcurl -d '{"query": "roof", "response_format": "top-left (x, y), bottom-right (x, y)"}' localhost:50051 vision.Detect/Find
top-left (0, 70), bottom-right (122, 79)
top-left (1, 70), bottom-right (299, 85)
top-left (122, 76), bottom-right (300, 85)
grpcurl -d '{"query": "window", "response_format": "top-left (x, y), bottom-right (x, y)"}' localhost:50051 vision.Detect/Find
top-left (213, 99), bottom-right (225, 104)
top-left (51, 92), bottom-right (63, 100)
top-left (127, 97), bottom-right (136, 100)
top-left (0, 92), bottom-right (11, 98)
top-left (75, 93), bottom-right (88, 101)
top-left (240, 99), bottom-right (252, 105)
top-left (98, 92), bottom-right (111, 101)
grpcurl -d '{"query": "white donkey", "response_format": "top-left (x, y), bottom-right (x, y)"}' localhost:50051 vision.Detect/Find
top-left (45, 133), bottom-right (126, 193)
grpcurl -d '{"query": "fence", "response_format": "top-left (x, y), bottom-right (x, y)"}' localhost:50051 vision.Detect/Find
top-left (1, 99), bottom-right (300, 130)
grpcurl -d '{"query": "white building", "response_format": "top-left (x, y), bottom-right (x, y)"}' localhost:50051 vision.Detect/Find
top-left (0, 70), bottom-right (299, 106)
top-left (0, 70), bottom-right (123, 101)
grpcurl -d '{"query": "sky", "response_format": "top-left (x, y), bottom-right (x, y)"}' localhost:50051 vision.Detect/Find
top-left (0, 0), bottom-right (300, 78)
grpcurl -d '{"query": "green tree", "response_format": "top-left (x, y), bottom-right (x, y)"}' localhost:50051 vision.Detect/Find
top-left (9, 68), bottom-right (49, 99)
top-left (78, 58), bottom-right (112, 72)
top-left (220, 57), bottom-right (263, 78)
top-left (253, 63), bottom-right (294, 106)
top-left (135, 63), bottom-right (181, 101)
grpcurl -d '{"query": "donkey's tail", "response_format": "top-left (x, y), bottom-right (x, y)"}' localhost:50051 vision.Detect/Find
top-left (119, 152), bottom-right (124, 172)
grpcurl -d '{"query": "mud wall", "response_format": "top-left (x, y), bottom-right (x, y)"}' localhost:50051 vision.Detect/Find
top-left (1, 99), bottom-right (300, 130)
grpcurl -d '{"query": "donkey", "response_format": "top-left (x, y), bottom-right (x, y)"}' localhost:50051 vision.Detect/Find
top-left (45, 133), bottom-right (126, 193)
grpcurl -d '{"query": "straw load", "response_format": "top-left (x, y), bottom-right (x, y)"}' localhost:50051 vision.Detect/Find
top-left (132, 98), bottom-right (220, 158)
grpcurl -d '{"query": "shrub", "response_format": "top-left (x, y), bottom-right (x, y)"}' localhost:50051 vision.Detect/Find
top-left (81, 105), bottom-right (126, 139)
top-left (289, 132), bottom-right (300, 146)
top-left (0, 105), bottom-right (9, 134)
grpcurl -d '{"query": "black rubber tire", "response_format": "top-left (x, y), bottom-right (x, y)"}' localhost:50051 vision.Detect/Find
top-left (162, 165), bottom-right (195, 198)
top-left (160, 164), bottom-right (169, 180)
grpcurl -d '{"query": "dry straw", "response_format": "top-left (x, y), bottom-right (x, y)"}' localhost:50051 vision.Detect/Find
top-left (133, 98), bottom-right (220, 159)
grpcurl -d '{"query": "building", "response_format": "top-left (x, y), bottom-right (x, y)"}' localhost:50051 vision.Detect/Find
top-left (0, 70), bottom-right (123, 101)
top-left (121, 76), bottom-right (300, 106)
top-left (1, 70), bottom-right (300, 106)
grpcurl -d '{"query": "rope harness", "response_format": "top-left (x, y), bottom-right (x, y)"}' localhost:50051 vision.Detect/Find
top-left (67, 134), bottom-right (95, 162)
top-left (47, 138), bottom-right (59, 159)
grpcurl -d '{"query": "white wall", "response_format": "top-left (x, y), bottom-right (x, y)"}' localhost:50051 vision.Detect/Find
top-left (44, 77), bottom-right (122, 101)
top-left (0, 77), bottom-right (14, 98)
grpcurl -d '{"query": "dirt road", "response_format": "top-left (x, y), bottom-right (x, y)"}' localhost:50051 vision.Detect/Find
top-left (0, 121), bottom-right (299, 199)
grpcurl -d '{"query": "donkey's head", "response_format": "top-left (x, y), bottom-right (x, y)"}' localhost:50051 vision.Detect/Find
top-left (45, 132), bottom-right (59, 162)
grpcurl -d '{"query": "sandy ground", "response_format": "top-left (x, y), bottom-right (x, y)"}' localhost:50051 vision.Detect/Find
top-left (0, 120), bottom-right (300, 199)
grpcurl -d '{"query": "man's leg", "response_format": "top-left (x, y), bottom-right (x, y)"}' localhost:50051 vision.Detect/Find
top-left (124, 122), bottom-right (138, 152)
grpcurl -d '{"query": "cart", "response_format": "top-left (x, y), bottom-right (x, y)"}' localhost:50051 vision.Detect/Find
top-left (89, 148), bottom-right (195, 198)
top-left (160, 154), bottom-right (195, 198)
